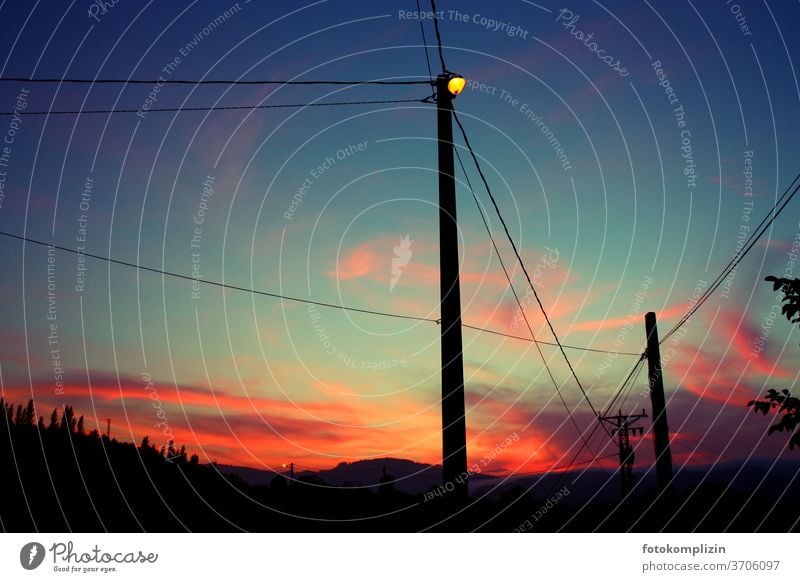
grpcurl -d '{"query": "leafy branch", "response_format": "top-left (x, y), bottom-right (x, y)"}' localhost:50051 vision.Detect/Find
top-left (764, 276), bottom-right (800, 332)
top-left (747, 389), bottom-right (800, 450)
top-left (747, 276), bottom-right (800, 449)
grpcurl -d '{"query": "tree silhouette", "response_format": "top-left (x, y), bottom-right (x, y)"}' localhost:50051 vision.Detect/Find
top-left (22, 400), bottom-right (36, 426)
top-left (48, 408), bottom-right (58, 431)
top-left (747, 276), bottom-right (800, 449)
top-left (60, 405), bottom-right (77, 433)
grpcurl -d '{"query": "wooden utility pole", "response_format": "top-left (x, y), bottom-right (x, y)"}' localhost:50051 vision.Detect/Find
top-left (644, 312), bottom-right (674, 497)
top-left (106, 418), bottom-right (111, 439)
top-left (437, 73), bottom-right (468, 499)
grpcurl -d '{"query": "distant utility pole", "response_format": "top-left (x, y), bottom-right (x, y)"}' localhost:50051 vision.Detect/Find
top-left (106, 418), bottom-right (111, 439)
top-left (600, 409), bottom-right (647, 498)
top-left (644, 312), bottom-right (674, 498)
top-left (437, 72), bottom-right (468, 500)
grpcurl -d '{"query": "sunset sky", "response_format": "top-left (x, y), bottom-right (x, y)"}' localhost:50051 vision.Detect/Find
top-left (1, 0), bottom-right (799, 480)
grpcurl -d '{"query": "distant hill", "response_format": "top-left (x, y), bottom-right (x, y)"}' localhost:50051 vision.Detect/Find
top-left (480, 457), bottom-right (800, 504)
top-left (216, 457), bottom-right (800, 502)
top-left (215, 457), bottom-right (499, 495)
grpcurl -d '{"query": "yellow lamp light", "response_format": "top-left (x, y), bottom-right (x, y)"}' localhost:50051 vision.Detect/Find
top-left (447, 75), bottom-right (466, 96)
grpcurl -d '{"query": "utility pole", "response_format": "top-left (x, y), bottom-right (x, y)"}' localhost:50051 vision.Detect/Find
top-left (437, 72), bottom-right (468, 500)
top-left (600, 409), bottom-right (647, 498)
top-left (106, 418), bottom-right (111, 439)
top-left (644, 312), bottom-right (674, 497)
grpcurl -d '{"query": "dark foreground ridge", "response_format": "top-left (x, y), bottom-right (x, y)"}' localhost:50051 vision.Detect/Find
top-left (2, 398), bottom-right (798, 532)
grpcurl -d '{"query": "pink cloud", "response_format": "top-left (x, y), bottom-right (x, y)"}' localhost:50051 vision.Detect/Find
top-left (328, 235), bottom-right (534, 290)
top-left (568, 301), bottom-right (690, 333)
top-left (332, 242), bottom-right (382, 280)
top-left (714, 308), bottom-right (795, 379)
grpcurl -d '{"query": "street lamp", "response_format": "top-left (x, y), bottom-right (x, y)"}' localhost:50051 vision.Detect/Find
top-left (446, 75), bottom-right (466, 96)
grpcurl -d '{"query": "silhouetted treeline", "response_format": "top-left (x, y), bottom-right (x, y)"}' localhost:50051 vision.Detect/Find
top-left (0, 398), bottom-right (249, 531)
top-left (1, 398), bottom-right (798, 532)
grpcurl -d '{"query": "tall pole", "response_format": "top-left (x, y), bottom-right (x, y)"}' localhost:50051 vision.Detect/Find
top-left (106, 418), bottom-right (111, 439)
top-left (644, 312), bottom-right (673, 497)
top-left (437, 74), bottom-right (468, 499)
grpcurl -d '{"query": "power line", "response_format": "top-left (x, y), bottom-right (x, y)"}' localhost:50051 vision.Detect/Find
top-left (539, 353), bottom-right (648, 502)
top-left (616, 355), bottom-right (648, 413)
top-left (659, 172), bottom-right (800, 344)
top-left (535, 440), bottom-right (615, 504)
top-left (0, 230), bottom-right (434, 323)
top-left (0, 77), bottom-right (433, 86)
top-left (1, 97), bottom-right (433, 117)
top-left (0, 229), bottom-right (632, 356)
top-left (461, 324), bottom-right (641, 356)
top-left (454, 145), bottom-right (605, 460)
top-left (602, 355), bottom-right (648, 417)
top-left (415, 0), bottom-right (435, 83)
top-left (662, 171), bottom-right (800, 340)
top-left (424, 2), bottom-right (613, 461)
top-left (543, 356), bottom-right (646, 500)
top-left (512, 453), bottom-right (619, 478)
top-left (540, 358), bottom-right (647, 498)
top-left (451, 108), bottom-right (608, 433)
top-left (429, 0), bottom-right (447, 73)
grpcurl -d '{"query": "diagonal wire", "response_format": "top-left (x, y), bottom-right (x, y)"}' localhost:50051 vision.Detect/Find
top-left (451, 108), bottom-right (609, 436)
top-left (429, 0), bottom-right (448, 73)
top-left (616, 355), bottom-right (648, 414)
top-left (454, 145), bottom-right (605, 463)
top-left (0, 231), bottom-right (435, 322)
top-left (511, 453), bottom-right (619, 478)
top-left (541, 355), bottom-right (648, 499)
top-left (0, 229), bottom-right (633, 356)
top-left (603, 354), bottom-right (648, 417)
top-left (659, 172), bottom-right (800, 344)
top-left (415, 0), bottom-right (435, 83)
top-left (461, 324), bottom-right (641, 355)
